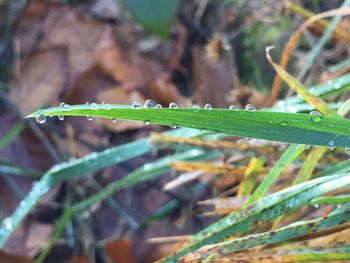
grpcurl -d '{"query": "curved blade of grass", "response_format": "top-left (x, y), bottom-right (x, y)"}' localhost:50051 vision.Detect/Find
top-left (266, 47), bottom-right (335, 116)
top-left (185, 204), bottom-right (350, 261)
top-left (0, 121), bottom-right (25, 152)
top-left (0, 127), bottom-right (202, 247)
top-left (159, 173), bottom-right (350, 262)
top-left (28, 105), bottom-right (350, 148)
top-left (36, 149), bottom-right (219, 262)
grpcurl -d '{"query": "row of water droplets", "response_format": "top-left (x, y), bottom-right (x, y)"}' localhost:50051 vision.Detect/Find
top-left (34, 101), bottom-right (341, 150)
top-left (36, 100), bottom-right (251, 126)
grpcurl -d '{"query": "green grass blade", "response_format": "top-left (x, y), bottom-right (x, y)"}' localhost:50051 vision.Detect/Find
top-left (160, 173), bottom-right (350, 262)
top-left (36, 150), bottom-right (220, 262)
top-left (188, 204), bottom-right (350, 260)
top-left (309, 195), bottom-right (350, 205)
top-left (0, 121), bottom-right (25, 152)
top-left (74, 149), bottom-right (219, 210)
top-left (28, 105), bottom-right (350, 147)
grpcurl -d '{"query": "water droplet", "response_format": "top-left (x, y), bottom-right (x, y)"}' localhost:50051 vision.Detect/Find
top-left (132, 101), bottom-right (141, 109)
top-left (310, 111), bottom-right (323, 123)
top-left (192, 105), bottom-right (200, 112)
top-left (334, 82), bottom-right (341, 89)
top-left (279, 121), bottom-right (288, 126)
top-left (204, 103), bottom-right (212, 110)
top-left (2, 218), bottom-right (13, 231)
top-left (112, 118), bottom-right (117, 123)
top-left (245, 104), bottom-right (255, 111)
top-left (156, 104), bottom-right (162, 108)
top-left (58, 115), bottom-right (64, 121)
top-left (305, 144), bottom-right (311, 149)
top-left (60, 102), bottom-right (71, 111)
top-left (314, 204), bottom-right (319, 208)
top-left (90, 103), bottom-right (98, 110)
top-left (85, 102), bottom-right (90, 106)
top-left (102, 102), bottom-right (111, 110)
top-left (246, 136), bottom-right (252, 142)
top-left (327, 140), bottom-right (335, 150)
top-left (279, 142), bottom-right (287, 149)
top-left (169, 102), bottom-right (178, 109)
top-left (170, 124), bottom-right (177, 129)
top-left (229, 105), bottom-right (238, 110)
top-left (225, 217), bottom-right (233, 224)
top-left (36, 115), bottom-right (46, 124)
top-left (144, 99), bottom-right (157, 108)
top-left (87, 116), bottom-right (93, 121)
top-left (143, 120), bottom-right (150, 125)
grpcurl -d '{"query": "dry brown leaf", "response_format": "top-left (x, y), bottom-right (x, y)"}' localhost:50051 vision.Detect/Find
top-left (0, 251), bottom-right (33, 263)
top-left (149, 73), bottom-right (191, 107)
top-left (39, 7), bottom-right (110, 80)
top-left (104, 239), bottom-right (136, 263)
top-left (4, 221), bottom-right (52, 258)
top-left (191, 45), bottom-right (237, 107)
top-left (287, 2), bottom-right (350, 43)
top-left (9, 47), bottom-right (68, 114)
top-left (95, 36), bottom-right (162, 91)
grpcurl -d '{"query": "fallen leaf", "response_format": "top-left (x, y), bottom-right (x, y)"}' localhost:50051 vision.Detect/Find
top-left (95, 35), bottom-right (162, 91)
top-left (4, 221), bottom-right (52, 258)
top-left (105, 239), bottom-right (136, 263)
top-left (148, 73), bottom-right (191, 107)
top-left (0, 251), bottom-right (33, 263)
top-left (191, 45), bottom-right (238, 107)
top-left (9, 47), bottom-right (68, 114)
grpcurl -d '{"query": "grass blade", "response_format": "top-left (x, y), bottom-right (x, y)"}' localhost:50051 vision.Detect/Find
top-left (186, 204), bottom-right (350, 260)
top-left (28, 105), bottom-right (350, 147)
top-left (159, 173), bottom-right (350, 262)
top-left (0, 128), bottom-right (202, 247)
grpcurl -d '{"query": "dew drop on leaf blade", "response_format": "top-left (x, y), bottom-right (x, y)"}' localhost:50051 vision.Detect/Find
top-left (169, 102), bottom-right (178, 109)
top-left (36, 115), bottom-right (46, 124)
top-left (192, 105), bottom-right (200, 112)
top-left (132, 101), bottom-right (141, 109)
top-left (310, 111), bottom-right (323, 123)
top-left (144, 99), bottom-right (157, 108)
top-left (204, 103), bottom-right (212, 110)
top-left (245, 104), bottom-right (255, 111)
